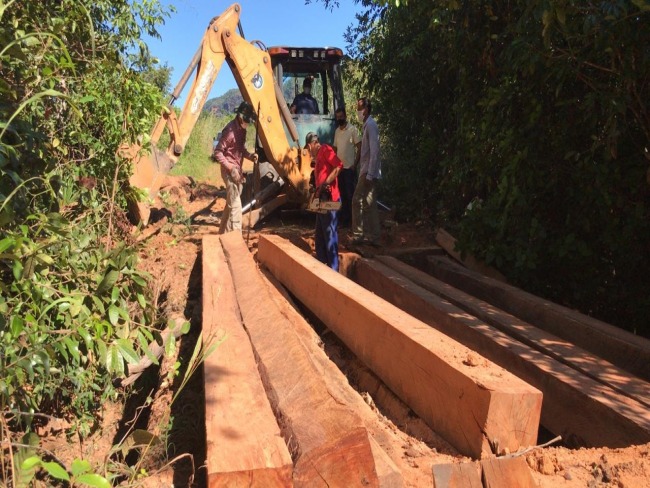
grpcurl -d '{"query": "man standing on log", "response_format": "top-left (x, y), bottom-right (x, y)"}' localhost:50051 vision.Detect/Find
top-left (306, 131), bottom-right (343, 271)
top-left (213, 101), bottom-right (258, 234)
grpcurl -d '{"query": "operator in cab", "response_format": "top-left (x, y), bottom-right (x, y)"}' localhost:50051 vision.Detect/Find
top-left (213, 101), bottom-right (258, 234)
top-left (290, 77), bottom-right (319, 115)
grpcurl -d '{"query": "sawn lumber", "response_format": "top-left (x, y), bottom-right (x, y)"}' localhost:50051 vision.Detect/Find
top-left (480, 456), bottom-right (536, 488)
top-left (427, 255), bottom-right (650, 380)
top-left (257, 234), bottom-right (543, 459)
top-left (376, 255), bottom-right (650, 409)
top-left (432, 462), bottom-right (482, 488)
top-left (432, 457), bottom-right (536, 488)
top-left (352, 257), bottom-right (650, 448)
top-left (434, 228), bottom-right (507, 283)
top-left (202, 235), bottom-right (292, 487)
top-left (260, 268), bottom-right (403, 487)
top-left (219, 232), bottom-right (382, 487)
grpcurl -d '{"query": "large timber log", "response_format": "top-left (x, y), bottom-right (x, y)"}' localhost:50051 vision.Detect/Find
top-left (260, 268), bottom-right (403, 487)
top-left (353, 257), bottom-right (650, 448)
top-left (219, 232), bottom-right (382, 487)
top-left (427, 255), bottom-right (650, 380)
top-left (202, 235), bottom-right (292, 487)
top-left (376, 255), bottom-right (650, 410)
top-left (257, 234), bottom-right (543, 459)
top-left (432, 457), bottom-right (536, 488)
top-left (434, 228), bottom-right (507, 282)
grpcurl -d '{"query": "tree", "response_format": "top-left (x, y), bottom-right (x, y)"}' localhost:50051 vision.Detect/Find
top-left (0, 0), bottom-right (174, 437)
top-left (311, 0), bottom-right (650, 336)
top-left (141, 62), bottom-right (173, 94)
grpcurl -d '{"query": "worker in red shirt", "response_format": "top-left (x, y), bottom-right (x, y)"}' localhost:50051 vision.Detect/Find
top-left (305, 131), bottom-right (343, 271)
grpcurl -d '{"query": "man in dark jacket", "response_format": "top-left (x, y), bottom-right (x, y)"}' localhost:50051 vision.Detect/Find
top-left (290, 77), bottom-right (319, 114)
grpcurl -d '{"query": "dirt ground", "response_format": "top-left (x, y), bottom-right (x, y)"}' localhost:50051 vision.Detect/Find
top-left (39, 178), bottom-right (650, 487)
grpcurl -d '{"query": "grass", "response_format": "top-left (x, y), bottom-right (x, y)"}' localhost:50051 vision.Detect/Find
top-left (170, 113), bottom-right (226, 183)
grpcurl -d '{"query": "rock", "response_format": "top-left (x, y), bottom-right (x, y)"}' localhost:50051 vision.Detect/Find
top-left (405, 447), bottom-right (421, 458)
top-left (538, 455), bottom-right (556, 475)
top-left (463, 352), bottom-right (480, 367)
top-left (602, 465), bottom-right (614, 483)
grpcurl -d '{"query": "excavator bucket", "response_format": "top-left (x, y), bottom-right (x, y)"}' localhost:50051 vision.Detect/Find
top-left (124, 143), bottom-right (176, 225)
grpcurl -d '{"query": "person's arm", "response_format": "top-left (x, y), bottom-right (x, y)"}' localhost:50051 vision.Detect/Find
top-left (213, 126), bottom-right (234, 172)
top-left (316, 147), bottom-right (343, 195)
top-left (323, 146), bottom-right (343, 185)
top-left (366, 120), bottom-right (380, 180)
top-left (332, 129), bottom-right (340, 156)
top-left (352, 127), bottom-right (362, 167)
top-left (354, 141), bottom-right (361, 167)
top-left (323, 166), bottom-right (341, 186)
top-left (243, 141), bottom-right (257, 162)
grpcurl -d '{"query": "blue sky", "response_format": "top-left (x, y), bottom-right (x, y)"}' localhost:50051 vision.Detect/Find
top-left (147, 0), bottom-right (363, 105)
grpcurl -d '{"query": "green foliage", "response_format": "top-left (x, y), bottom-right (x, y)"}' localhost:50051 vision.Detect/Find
top-left (0, 0), bottom-right (174, 449)
top-left (7, 432), bottom-right (111, 487)
top-left (205, 88), bottom-right (244, 116)
top-left (170, 111), bottom-right (231, 183)
top-left (0, 211), bottom-right (156, 433)
top-left (342, 0), bottom-right (650, 335)
top-left (140, 62), bottom-right (173, 95)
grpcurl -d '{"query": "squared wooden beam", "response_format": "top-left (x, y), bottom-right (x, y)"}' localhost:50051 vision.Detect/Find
top-left (257, 234), bottom-right (542, 459)
top-left (427, 255), bottom-right (650, 380)
top-left (220, 232), bottom-right (383, 487)
top-left (356, 256), bottom-right (650, 448)
top-left (202, 235), bottom-right (293, 487)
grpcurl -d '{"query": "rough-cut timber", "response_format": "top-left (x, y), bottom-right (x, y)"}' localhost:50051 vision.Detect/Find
top-left (432, 463), bottom-right (482, 488)
top-left (427, 255), bottom-right (650, 380)
top-left (353, 257), bottom-right (650, 448)
top-left (202, 235), bottom-right (292, 487)
top-left (219, 232), bottom-right (381, 487)
top-left (376, 255), bottom-right (650, 409)
top-left (480, 457), bottom-right (536, 488)
top-left (259, 269), bottom-right (404, 487)
top-left (379, 245), bottom-right (445, 270)
top-left (434, 228), bottom-right (507, 282)
top-left (257, 234), bottom-right (543, 459)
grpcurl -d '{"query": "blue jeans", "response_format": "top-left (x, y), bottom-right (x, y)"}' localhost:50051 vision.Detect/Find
top-left (315, 205), bottom-right (339, 271)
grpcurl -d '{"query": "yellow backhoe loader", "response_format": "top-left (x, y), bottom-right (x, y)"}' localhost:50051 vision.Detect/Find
top-left (124, 3), bottom-right (346, 226)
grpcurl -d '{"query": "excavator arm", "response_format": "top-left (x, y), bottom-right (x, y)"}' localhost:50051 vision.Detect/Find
top-left (127, 3), bottom-right (312, 225)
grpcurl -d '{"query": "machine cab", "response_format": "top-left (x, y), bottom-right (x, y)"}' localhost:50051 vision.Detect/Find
top-left (268, 46), bottom-right (346, 148)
